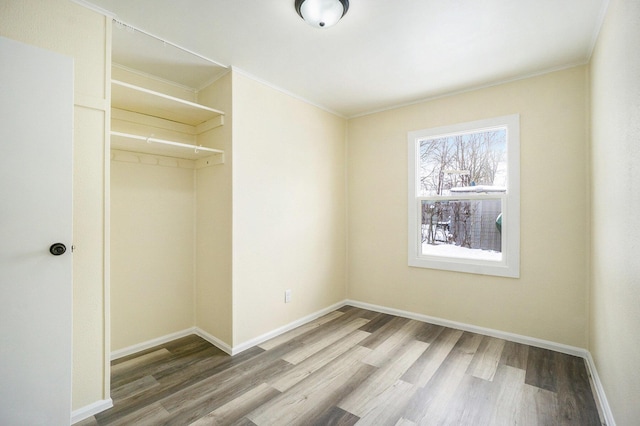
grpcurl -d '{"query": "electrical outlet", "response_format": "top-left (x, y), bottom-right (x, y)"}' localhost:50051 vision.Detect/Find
top-left (284, 289), bottom-right (292, 303)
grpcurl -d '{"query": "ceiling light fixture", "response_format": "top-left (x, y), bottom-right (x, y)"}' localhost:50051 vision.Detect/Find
top-left (295, 0), bottom-right (349, 29)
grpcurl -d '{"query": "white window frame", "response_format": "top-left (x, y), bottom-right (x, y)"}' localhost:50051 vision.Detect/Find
top-left (407, 114), bottom-right (520, 278)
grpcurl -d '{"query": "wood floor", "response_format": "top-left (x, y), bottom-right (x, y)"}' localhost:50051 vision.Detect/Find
top-left (77, 306), bottom-right (602, 425)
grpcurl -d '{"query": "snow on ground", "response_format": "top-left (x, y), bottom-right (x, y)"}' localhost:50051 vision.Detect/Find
top-left (422, 243), bottom-right (502, 261)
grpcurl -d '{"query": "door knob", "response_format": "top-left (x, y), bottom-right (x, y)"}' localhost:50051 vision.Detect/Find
top-left (49, 243), bottom-right (66, 256)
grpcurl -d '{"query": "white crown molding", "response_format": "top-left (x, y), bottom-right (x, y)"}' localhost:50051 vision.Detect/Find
top-left (230, 66), bottom-right (347, 120)
top-left (587, 0), bottom-right (611, 58)
top-left (196, 68), bottom-right (232, 93)
top-left (71, 398), bottom-right (113, 425)
top-left (70, 0), bottom-right (116, 18)
top-left (349, 61), bottom-right (590, 119)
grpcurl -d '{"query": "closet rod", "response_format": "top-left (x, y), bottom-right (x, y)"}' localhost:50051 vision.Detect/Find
top-left (111, 131), bottom-right (223, 154)
top-left (112, 19), bottom-right (228, 69)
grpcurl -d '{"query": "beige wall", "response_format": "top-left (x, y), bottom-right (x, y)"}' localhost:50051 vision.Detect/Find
top-left (231, 72), bottom-right (347, 345)
top-left (196, 72), bottom-right (234, 344)
top-left (0, 0), bottom-right (110, 410)
top-left (6, 1), bottom-right (635, 421)
top-left (348, 66), bottom-right (590, 347)
top-left (590, 0), bottom-right (640, 424)
top-left (110, 158), bottom-right (195, 351)
top-left (111, 68), bottom-right (348, 351)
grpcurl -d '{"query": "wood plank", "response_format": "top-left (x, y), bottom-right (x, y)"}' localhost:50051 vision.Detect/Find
top-left (357, 312), bottom-right (397, 333)
top-left (73, 417), bottom-right (99, 426)
top-left (308, 406), bottom-right (359, 426)
top-left (339, 340), bottom-right (428, 416)
top-left (336, 305), bottom-right (381, 321)
top-left (291, 309), bottom-right (369, 347)
top-left (412, 322), bottom-right (445, 344)
top-left (403, 332), bottom-right (483, 423)
top-left (269, 329), bottom-right (370, 392)
top-left (362, 320), bottom-right (429, 368)
top-left (112, 339), bottom-right (224, 389)
top-left (158, 349), bottom-right (292, 414)
top-left (110, 348), bottom-right (171, 377)
top-left (246, 346), bottom-right (374, 425)
top-left (401, 327), bottom-right (464, 387)
top-left (258, 310), bottom-right (344, 350)
top-left (486, 365), bottom-right (527, 425)
top-left (437, 364), bottom-right (524, 426)
top-left (524, 346), bottom-right (558, 392)
top-left (351, 380), bottom-right (417, 426)
top-left (227, 419), bottom-right (256, 426)
top-left (436, 372), bottom-right (494, 426)
top-left (358, 315), bottom-right (411, 350)
top-left (515, 383), bottom-right (559, 426)
top-left (151, 345), bottom-right (257, 384)
top-left (96, 346), bottom-right (265, 424)
top-left (159, 358), bottom-right (293, 424)
top-left (394, 418), bottom-right (417, 426)
top-left (282, 317), bottom-right (370, 365)
top-left (103, 402), bottom-right (170, 426)
top-left (187, 383), bottom-right (280, 426)
top-left (499, 340), bottom-right (529, 370)
top-left (554, 353), bottom-right (602, 425)
top-left (163, 334), bottom-right (219, 356)
top-left (467, 336), bottom-right (506, 381)
top-left (111, 375), bottom-right (159, 401)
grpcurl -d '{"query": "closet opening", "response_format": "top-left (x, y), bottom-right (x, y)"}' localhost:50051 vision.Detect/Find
top-left (108, 21), bottom-right (233, 363)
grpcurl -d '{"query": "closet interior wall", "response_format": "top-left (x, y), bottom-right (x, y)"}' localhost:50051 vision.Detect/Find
top-left (110, 65), bottom-right (231, 353)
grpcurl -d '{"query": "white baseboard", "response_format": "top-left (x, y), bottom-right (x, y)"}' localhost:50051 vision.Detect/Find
top-left (110, 328), bottom-right (196, 360)
top-left (230, 300), bottom-right (347, 355)
top-left (71, 398), bottom-right (113, 424)
top-left (194, 327), bottom-right (233, 355)
top-left (108, 302), bottom-right (346, 360)
top-left (346, 299), bottom-right (588, 356)
top-left (584, 351), bottom-right (617, 426)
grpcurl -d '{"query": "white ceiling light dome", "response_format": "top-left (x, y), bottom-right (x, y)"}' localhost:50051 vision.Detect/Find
top-left (295, 0), bottom-right (349, 29)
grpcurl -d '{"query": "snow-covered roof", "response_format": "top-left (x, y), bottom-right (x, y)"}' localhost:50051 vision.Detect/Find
top-left (449, 185), bottom-right (506, 193)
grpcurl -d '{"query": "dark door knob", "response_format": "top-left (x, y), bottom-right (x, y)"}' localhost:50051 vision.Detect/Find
top-left (49, 243), bottom-right (66, 256)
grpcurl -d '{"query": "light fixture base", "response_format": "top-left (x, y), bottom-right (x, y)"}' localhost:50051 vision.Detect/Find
top-left (295, 0), bottom-right (349, 28)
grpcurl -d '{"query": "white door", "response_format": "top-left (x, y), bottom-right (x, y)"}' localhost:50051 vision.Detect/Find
top-left (0, 36), bottom-right (74, 425)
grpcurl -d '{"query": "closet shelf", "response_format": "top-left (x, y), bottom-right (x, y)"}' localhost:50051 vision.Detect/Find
top-left (111, 131), bottom-right (223, 160)
top-left (111, 79), bottom-right (224, 126)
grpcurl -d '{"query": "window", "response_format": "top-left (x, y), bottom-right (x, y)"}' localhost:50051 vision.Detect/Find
top-left (408, 114), bottom-right (520, 277)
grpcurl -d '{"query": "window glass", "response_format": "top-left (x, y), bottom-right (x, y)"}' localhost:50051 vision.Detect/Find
top-left (408, 115), bottom-right (519, 277)
top-left (418, 129), bottom-right (506, 262)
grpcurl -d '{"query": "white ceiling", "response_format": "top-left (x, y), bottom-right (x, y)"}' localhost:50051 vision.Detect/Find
top-left (86, 0), bottom-right (608, 117)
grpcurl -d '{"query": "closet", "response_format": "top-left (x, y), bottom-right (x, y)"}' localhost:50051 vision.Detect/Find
top-left (109, 23), bottom-right (232, 356)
